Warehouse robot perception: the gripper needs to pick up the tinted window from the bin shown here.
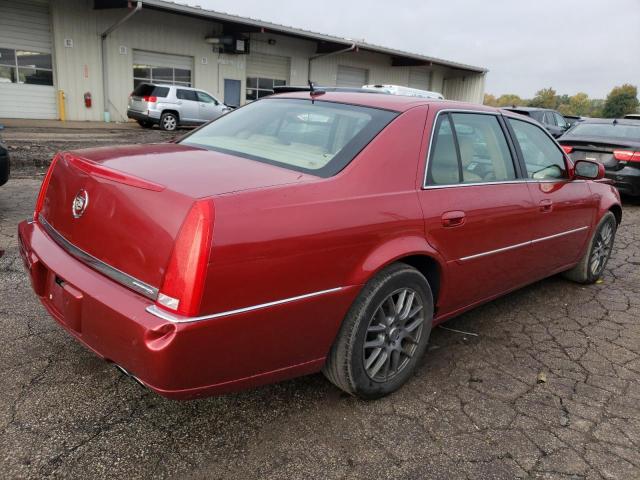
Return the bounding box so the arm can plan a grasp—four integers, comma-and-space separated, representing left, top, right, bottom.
132, 84, 169, 98
180, 98, 397, 177
176, 89, 197, 101
427, 116, 459, 185
508, 118, 567, 180
554, 113, 567, 128
452, 113, 516, 183
567, 123, 640, 141
427, 113, 516, 186
197, 91, 216, 103
543, 111, 556, 126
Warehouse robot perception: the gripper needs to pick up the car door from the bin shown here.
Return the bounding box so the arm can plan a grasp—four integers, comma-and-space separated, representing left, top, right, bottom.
553, 112, 570, 136
505, 116, 595, 276
543, 111, 563, 138
175, 88, 200, 123
419, 110, 538, 314
196, 91, 224, 122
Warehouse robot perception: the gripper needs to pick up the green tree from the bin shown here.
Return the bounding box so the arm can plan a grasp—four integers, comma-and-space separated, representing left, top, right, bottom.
529, 88, 558, 109
602, 84, 639, 118
483, 93, 497, 106
495, 94, 523, 107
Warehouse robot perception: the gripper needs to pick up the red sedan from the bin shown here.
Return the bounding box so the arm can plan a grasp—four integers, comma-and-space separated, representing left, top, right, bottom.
18, 91, 621, 400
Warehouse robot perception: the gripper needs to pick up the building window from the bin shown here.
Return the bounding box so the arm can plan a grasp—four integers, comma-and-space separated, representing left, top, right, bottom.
246, 77, 286, 101
133, 64, 192, 88
0, 48, 53, 86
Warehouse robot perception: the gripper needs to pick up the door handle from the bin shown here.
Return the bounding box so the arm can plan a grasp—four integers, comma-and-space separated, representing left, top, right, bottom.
539, 199, 553, 212
441, 210, 466, 227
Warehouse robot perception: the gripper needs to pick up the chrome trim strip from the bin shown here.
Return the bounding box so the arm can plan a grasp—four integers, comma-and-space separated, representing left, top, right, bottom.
38, 215, 159, 300
530, 226, 589, 244
459, 240, 530, 261
459, 226, 590, 262
146, 287, 345, 324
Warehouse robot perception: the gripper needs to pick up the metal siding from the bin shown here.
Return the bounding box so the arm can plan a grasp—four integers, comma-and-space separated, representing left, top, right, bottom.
0, 0, 57, 119
132, 50, 193, 70
408, 68, 431, 90
443, 73, 485, 103
246, 52, 290, 81
336, 65, 368, 87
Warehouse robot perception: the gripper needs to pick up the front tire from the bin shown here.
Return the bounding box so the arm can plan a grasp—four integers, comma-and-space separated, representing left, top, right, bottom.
563, 211, 617, 284
160, 112, 178, 131
323, 263, 433, 399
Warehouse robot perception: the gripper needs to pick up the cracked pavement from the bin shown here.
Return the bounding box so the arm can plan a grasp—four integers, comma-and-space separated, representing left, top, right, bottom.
1, 166, 639, 478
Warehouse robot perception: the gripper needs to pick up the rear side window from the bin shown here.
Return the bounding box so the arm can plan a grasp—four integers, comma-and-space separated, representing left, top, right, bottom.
176, 89, 197, 101
427, 113, 517, 186
508, 118, 567, 180
132, 84, 169, 98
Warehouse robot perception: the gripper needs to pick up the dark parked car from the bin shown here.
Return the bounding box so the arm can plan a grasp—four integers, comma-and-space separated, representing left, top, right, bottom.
559, 118, 640, 197
0, 143, 9, 187
19, 93, 620, 400
563, 115, 585, 127
503, 106, 571, 138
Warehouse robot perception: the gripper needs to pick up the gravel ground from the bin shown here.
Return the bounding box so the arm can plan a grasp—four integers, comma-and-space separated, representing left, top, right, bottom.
1, 126, 639, 479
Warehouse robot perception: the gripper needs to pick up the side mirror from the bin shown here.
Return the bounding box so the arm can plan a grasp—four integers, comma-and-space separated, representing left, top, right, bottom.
574, 160, 604, 180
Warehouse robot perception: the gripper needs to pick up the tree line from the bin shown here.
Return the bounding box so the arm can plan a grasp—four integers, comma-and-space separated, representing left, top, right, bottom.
484, 84, 640, 118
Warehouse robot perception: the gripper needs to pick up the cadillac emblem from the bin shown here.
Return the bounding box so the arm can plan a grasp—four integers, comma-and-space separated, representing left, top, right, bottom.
72, 189, 89, 218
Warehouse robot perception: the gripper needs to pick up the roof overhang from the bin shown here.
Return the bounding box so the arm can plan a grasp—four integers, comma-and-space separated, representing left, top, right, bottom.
94, 0, 488, 74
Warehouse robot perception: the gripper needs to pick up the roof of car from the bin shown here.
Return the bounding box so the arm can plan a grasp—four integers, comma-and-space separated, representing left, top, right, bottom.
575, 118, 640, 126
502, 106, 552, 112
269, 91, 498, 113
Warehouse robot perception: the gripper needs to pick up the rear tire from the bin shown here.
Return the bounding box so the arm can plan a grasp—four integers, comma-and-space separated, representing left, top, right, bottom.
563, 212, 617, 284
323, 263, 433, 399
160, 112, 178, 131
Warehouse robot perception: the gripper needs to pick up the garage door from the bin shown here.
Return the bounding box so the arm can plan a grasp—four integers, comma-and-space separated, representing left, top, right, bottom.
336, 65, 368, 88
408, 69, 431, 90
246, 52, 290, 101
132, 50, 193, 88
0, 0, 57, 119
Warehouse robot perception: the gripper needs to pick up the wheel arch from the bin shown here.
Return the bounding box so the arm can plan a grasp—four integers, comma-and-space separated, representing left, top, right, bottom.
161, 109, 180, 121
608, 203, 622, 225
350, 236, 445, 309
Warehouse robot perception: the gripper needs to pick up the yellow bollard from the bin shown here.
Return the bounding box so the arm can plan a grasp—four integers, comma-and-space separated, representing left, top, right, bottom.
58, 90, 66, 122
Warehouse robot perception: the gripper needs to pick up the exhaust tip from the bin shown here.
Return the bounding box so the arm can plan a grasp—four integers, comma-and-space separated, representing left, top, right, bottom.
114, 363, 147, 389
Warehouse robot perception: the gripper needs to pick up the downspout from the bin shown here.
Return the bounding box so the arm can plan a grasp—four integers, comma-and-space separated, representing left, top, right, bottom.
308, 41, 357, 84
101, 1, 142, 122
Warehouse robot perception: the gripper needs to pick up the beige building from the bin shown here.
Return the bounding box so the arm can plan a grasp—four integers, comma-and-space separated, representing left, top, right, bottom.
0, 0, 487, 122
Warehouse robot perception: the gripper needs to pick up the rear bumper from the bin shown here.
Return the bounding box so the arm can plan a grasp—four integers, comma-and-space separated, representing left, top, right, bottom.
606, 166, 640, 197
126, 109, 161, 123
18, 219, 357, 399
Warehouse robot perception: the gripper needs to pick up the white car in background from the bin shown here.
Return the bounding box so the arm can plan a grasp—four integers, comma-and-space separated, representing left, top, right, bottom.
362, 84, 445, 100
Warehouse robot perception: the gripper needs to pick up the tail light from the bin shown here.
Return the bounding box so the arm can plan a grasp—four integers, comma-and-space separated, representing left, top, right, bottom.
143, 95, 157, 103
156, 200, 214, 317
561, 145, 573, 154
33, 153, 61, 220
613, 150, 640, 162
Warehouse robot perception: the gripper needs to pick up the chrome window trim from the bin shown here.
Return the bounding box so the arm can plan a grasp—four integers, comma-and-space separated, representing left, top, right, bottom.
422, 109, 514, 189
39, 215, 159, 300
145, 287, 344, 324
459, 226, 589, 262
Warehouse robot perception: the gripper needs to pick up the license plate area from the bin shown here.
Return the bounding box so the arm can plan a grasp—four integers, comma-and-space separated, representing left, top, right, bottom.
46, 273, 84, 332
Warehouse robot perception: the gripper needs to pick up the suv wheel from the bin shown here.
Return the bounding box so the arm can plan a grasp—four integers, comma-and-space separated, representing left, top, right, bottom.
160, 112, 178, 131
323, 263, 433, 399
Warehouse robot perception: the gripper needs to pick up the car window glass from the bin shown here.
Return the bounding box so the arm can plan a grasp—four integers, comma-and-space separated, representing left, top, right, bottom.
451, 113, 516, 183
508, 118, 567, 180
554, 113, 567, 128
197, 91, 216, 104
176, 89, 197, 101
543, 112, 556, 126
427, 115, 460, 185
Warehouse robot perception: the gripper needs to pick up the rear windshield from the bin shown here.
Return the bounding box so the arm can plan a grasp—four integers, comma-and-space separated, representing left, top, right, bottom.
180, 98, 397, 177
132, 84, 169, 98
568, 123, 640, 141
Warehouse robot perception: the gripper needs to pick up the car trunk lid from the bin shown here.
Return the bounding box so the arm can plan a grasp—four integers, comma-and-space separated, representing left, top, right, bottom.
560, 137, 640, 171
38, 143, 315, 292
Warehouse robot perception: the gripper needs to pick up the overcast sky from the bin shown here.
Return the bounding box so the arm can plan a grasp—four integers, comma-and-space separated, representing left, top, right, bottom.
192, 0, 640, 99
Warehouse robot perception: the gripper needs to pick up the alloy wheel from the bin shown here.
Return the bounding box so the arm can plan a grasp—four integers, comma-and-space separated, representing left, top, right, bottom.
163, 116, 177, 130
363, 288, 425, 382
590, 222, 614, 276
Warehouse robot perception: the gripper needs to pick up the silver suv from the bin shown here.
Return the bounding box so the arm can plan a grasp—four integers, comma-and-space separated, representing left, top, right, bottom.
127, 83, 230, 131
